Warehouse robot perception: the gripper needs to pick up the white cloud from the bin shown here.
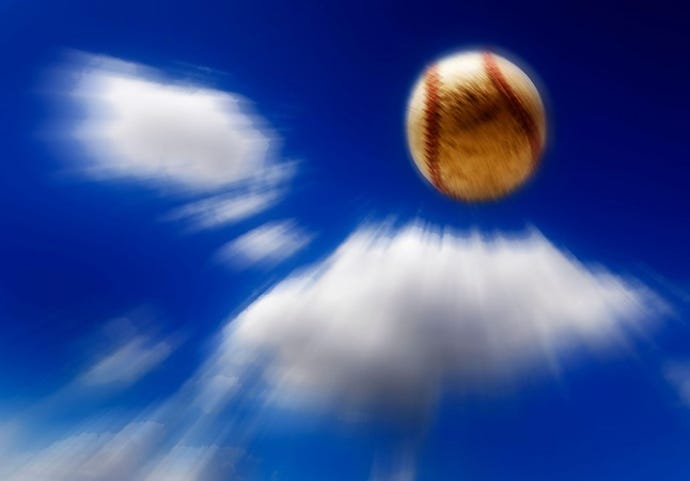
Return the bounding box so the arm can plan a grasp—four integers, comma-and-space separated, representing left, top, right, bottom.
65, 54, 284, 194
217, 220, 313, 267
0, 221, 665, 480
164, 189, 281, 231
216, 223, 662, 416
51, 52, 304, 275
0, 400, 239, 481
142, 444, 239, 481
1, 421, 164, 481
78, 335, 174, 387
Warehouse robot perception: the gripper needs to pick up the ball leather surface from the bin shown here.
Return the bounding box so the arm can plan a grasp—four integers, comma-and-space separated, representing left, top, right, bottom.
406, 51, 546, 201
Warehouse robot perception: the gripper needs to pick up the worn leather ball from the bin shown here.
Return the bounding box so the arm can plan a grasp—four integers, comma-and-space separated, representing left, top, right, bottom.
406, 51, 546, 201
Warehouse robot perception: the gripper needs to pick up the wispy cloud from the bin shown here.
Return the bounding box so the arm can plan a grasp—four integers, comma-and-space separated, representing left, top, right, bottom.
217, 220, 313, 267
1, 421, 165, 481
141, 443, 239, 481
163, 189, 282, 231
0, 381, 240, 481
664, 361, 690, 405
78, 335, 174, 387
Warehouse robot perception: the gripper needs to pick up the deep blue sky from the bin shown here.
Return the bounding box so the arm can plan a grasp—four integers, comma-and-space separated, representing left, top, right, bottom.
0, 1, 689, 480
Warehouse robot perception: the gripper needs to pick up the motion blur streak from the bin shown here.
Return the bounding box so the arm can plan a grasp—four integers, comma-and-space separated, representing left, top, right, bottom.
216, 220, 313, 267
219, 223, 664, 419
0, 223, 667, 480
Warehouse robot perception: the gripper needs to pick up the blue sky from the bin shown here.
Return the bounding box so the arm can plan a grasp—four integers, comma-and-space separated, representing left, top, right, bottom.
0, 0, 689, 480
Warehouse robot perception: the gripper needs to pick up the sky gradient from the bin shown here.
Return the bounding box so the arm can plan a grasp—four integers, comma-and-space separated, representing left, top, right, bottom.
0, 1, 689, 480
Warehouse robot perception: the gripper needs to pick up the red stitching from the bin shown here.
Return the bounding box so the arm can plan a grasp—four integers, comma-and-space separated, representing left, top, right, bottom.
422, 64, 448, 194
482, 52, 541, 164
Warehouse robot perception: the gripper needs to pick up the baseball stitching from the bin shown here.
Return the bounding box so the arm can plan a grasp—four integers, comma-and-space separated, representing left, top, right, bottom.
422, 64, 448, 194
482, 51, 541, 163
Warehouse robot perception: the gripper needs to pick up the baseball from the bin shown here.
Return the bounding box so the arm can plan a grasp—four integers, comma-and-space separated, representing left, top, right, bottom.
406, 50, 546, 202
